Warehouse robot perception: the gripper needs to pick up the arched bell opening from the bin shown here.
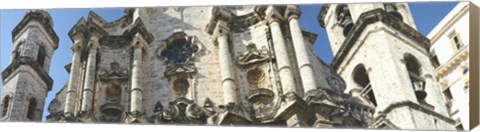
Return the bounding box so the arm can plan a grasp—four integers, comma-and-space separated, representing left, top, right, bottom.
335, 4, 354, 37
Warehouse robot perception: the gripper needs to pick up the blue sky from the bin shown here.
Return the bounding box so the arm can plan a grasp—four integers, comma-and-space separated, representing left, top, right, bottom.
0, 2, 458, 121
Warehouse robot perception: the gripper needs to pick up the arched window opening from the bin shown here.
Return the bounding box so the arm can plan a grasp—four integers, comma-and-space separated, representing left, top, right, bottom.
336, 4, 354, 37
13, 41, 25, 60
353, 64, 377, 106
2, 96, 11, 118
384, 4, 403, 21
404, 54, 427, 101
27, 98, 37, 120
37, 46, 46, 67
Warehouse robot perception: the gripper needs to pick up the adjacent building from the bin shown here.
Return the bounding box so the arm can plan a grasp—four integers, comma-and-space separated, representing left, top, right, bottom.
427, 2, 470, 130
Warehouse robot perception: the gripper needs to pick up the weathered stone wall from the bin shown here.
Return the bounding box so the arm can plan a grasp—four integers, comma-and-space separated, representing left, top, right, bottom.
137, 7, 223, 117
1, 66, 48, 121
1, 10, 57, 122
337, 22, 418, 109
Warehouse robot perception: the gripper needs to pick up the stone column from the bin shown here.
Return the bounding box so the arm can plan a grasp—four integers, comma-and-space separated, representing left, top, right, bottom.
64, 41, 83, 117
130, 42, 144, 113
266, 8, 297, 94
215, 20, 237, 104
287, 6, 318, 93
266, 6, 309, 127
80, 39, 98, 114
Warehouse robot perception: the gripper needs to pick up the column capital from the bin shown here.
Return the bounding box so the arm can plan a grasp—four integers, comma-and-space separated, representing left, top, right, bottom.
211, 20, 230, 46
211, 7, 233, 22
265, 6, 284, 25
131, 33, 148, 49
285, 5, 301, 22
206, 7, 233, 36
87, 33, 101, 50
213, 20, 230, 37
71, 44, 83, 53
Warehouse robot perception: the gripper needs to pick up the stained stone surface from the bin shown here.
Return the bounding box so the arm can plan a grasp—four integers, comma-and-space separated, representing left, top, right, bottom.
0, 4, 457, 130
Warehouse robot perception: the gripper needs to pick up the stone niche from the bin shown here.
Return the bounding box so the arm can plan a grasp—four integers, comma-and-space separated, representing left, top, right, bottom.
235, 42, 276, 120
98, 61, 129, 123
93, 34, 133, 123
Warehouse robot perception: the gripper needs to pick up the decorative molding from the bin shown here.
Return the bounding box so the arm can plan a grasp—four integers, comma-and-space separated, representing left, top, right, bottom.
158, 32, 200, 80
1, 56, 53, 91
236, 43, 272, 67
12, 10, 59, 48
99, 61, 129, 82
332, 9, 431, 70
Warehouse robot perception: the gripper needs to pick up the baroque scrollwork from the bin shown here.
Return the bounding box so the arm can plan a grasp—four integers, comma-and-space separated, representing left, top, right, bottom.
151, 97, 217, 125
99, 61, 128, 81
236, 43, 271, 66
158, 32, 200, 80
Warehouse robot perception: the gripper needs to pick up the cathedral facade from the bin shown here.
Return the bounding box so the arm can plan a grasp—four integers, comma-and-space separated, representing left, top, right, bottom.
0, 3, 458, 130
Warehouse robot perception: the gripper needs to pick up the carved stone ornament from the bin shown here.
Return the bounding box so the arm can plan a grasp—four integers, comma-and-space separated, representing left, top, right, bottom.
236, 43, 271, 66
100, 61, 129, 81
158, 32, 200, 80
327, 75, 346, 92
213, 103, 253, 125
46, 98, 62, 122
164, 61, 196, 79
246, 88, 278, 120
149, 98, 222, 125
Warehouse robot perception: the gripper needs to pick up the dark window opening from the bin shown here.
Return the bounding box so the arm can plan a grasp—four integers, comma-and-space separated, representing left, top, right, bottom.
404, 54, 426, 101
443, 89, 453, 101
455, 119, 464, 130
353, 64, 377, 106
161, 38, 198, 65
336, 4, 354, 37
384, 4, 403, 20
456, 124, 464, 130
443, 88, 453, 112
37, 46, 46, 67
27, 98, 37, 120
2, 96, 11, 118
453, 36, 462, 49
429, 51, 440, 68
449, 31, 464, 51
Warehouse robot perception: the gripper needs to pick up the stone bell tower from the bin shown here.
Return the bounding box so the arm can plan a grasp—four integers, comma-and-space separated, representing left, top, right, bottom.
318, 3, 455, 130
0, 10, 59, 121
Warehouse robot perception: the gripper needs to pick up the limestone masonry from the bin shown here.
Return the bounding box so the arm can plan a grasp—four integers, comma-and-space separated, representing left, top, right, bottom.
0, 4, 459, 130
